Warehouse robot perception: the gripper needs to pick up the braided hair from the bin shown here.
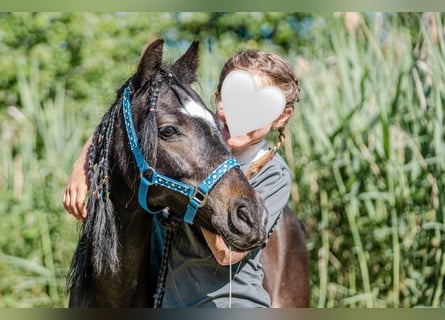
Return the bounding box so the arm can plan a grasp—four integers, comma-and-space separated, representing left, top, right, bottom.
244, 127, 287, 180
67, 91, 123, 292
79, 79, 133, 276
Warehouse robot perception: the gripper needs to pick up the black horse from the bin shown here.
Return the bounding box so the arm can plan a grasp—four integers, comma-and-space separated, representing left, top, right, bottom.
67, 39, 269, 307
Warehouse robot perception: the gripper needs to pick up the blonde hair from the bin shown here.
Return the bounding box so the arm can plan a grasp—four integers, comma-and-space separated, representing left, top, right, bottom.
216, 49, 300, 179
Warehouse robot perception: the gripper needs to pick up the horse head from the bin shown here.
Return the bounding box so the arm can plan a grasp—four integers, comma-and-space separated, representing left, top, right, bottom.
132, 39, 268, 247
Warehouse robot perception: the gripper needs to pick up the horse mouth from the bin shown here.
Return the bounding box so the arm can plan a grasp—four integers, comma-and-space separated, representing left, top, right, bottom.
217, 226, 266, 253
205, 197, 268, 253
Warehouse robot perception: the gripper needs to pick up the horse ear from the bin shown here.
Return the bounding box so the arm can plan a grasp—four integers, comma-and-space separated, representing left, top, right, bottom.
134, 39, 164, 88
171, 40, 200, 84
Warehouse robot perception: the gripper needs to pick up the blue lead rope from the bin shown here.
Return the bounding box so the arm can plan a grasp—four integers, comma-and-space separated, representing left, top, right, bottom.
122, 86, 239, 224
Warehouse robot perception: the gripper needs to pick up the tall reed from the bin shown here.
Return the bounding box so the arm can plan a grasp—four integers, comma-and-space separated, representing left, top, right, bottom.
0, 59, 84, 307
287, 13, 445, 307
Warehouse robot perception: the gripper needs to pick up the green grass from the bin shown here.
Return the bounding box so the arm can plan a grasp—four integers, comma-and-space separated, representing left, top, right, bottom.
0, 13, 444, 307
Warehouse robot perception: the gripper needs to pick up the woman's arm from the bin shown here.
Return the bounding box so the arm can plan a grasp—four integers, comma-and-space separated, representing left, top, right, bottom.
62, 135, 93, 221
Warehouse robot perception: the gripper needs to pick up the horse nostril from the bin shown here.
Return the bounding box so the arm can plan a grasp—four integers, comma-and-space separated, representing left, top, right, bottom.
231, 203, 255, 234
237, 206, 253, 226
225, 199, 268, 250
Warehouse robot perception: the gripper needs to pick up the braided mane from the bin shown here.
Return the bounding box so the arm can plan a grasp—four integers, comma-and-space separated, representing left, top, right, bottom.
67, 79, 135, 288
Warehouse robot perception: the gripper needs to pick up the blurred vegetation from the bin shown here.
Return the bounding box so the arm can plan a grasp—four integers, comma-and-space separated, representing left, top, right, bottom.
0, 12, 444, 307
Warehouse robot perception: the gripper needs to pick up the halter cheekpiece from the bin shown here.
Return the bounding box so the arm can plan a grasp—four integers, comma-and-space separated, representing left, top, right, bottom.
122, 72, 239, 224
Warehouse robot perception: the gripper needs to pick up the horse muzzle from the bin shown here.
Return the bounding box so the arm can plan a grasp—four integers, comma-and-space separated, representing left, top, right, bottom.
216, 195, 268, 252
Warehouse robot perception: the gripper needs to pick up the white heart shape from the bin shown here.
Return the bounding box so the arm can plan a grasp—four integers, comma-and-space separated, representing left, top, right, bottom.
220, 70, 286, 137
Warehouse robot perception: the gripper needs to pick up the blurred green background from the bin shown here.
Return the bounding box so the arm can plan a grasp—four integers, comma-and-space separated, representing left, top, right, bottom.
0, 12, 444, 307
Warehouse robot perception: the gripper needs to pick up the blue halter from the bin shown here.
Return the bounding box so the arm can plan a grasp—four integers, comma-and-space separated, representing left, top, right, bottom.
122, 86, 239, 224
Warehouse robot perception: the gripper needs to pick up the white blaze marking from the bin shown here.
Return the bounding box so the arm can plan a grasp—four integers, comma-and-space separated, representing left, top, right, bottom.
182, 100, 217, 127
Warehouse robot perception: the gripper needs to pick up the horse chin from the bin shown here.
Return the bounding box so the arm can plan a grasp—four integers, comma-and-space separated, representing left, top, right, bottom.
212, 218, 266, 253
220, 232, 261, 253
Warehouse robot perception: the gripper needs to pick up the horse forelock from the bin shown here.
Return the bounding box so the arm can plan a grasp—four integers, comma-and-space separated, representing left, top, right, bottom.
155, 66, 226, 145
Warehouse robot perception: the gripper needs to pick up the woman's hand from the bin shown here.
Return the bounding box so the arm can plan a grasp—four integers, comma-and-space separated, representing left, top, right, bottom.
200, 227, 249, 266
62, 136, 92, 222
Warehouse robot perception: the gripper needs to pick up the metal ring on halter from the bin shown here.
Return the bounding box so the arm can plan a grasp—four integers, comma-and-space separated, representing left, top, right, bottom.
141, 166, 157, 184
189, 185, 209, 208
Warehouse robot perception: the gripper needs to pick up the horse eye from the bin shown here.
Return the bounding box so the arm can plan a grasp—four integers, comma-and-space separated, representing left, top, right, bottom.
159, 125, 178, 138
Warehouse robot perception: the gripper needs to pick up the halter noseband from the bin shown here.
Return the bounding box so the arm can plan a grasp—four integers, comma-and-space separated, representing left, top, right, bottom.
122, 81, 239, 224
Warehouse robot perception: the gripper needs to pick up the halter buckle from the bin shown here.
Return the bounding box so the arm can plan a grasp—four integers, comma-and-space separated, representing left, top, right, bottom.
189, 185, 209, 208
